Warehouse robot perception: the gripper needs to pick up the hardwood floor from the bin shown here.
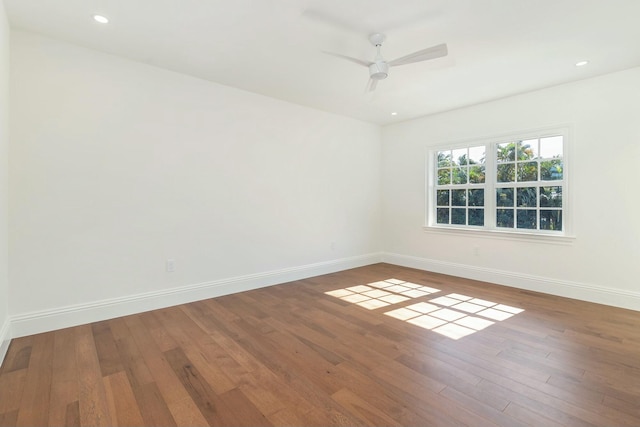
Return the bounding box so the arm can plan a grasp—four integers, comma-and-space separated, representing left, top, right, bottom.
1, 263, 640, 426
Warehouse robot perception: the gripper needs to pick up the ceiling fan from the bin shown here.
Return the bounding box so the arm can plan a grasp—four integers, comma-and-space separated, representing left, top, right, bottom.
326, 33, 448, 92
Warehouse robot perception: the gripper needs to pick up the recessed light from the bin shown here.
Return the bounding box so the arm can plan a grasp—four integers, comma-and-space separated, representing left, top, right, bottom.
391, 112, 398, 116
575, 60, 589, 67
93, 15, 109, 24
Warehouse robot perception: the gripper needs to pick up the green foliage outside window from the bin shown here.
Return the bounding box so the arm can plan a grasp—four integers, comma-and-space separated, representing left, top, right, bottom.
434, 134, 564, 233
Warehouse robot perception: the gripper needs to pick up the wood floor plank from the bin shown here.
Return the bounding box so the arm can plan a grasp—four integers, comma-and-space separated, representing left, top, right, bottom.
331, 388, 402, 427
48, 327, 80, 426
164, 346, 240, 426
547, 346, 640, 381
237, 362, 326, 422
0, 409, 18, 427
232, 332, 365, 426
261, 408, 306, 426
395, 350, 483, 389
602, 393, 640, 419
503, 401, 567, 427
438, 385, 528, 427
207, 328, 264, 373
0, 336, 32, 375
544, 374, 605, 406
108, 317, 155, 389
218, 387, 272, 426
103, 371, 145, 426
154, 306, 237, 394
91, 321, 124, 377
75, 324, 113, 427
0, 369, 27, 415
1, 263, 640, 426
439, 379, 510, 414
330, 361, 428, 426
123, 314, 193, 407
65, 401, 80, 427
238, 379, 291, 420
248, 329, 344, 396
402, 335, 553, 393
165, 397, 209, 427
132, 381, 177, 427
15, 332, 54, 426
497, 345, 585, 379
477, 377, 635, 427
179, 304, 251, 379
138, 311, 178, 353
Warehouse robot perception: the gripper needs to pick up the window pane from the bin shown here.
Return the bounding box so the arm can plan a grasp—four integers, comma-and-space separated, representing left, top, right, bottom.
437, 208, 450, 224
517, 209, 537, 229
452, 208, 466, 225
452, 189, 467, 206
516, 187, 537, 207
497, 142, 516, 162
469, 146, 485, 164
469, 209, 484, 226
438, 168, 451, 185
540, 210, 562, 231
517, 162, 538, 182
452, 167, 468, 184
539, 136, 563, 158
452, 148, 467, 166
540, 159, 563, 180
497, 164, 515, 182
517, 141, 537, 161
437, 151, 452, 167
521, 139, 539, 159
468, 189, 484, 206
469, 165, 485, 183
540, 186, 562, 207
496, 209, 514, 228
496, 188, 514, 207
437, 190, 450, 206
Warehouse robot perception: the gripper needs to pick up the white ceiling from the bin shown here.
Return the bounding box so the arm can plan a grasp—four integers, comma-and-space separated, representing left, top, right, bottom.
5, 0, 640, 125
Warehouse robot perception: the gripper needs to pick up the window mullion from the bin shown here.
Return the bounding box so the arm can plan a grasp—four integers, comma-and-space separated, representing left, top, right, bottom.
485, 143, 496, 230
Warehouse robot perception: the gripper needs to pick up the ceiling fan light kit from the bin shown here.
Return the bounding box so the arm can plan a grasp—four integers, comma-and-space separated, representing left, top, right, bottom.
369, 62, 389, 80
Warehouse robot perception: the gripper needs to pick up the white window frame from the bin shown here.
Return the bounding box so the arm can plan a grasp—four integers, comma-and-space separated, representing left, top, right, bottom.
425, 126, 574, 244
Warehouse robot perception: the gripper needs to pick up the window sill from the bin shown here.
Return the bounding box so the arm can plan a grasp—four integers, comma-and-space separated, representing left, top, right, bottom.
422, 225, 575, 245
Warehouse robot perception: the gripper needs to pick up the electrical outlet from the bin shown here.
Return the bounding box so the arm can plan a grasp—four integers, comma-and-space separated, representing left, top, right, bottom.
331, 241, 336, 251
473, 246, 480, 256
166, 259, 176, 272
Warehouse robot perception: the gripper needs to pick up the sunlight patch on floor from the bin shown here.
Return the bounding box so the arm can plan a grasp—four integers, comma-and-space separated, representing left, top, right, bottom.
384, 293, 524, 340
324, 278, 441, 310
325, 280, 524, 340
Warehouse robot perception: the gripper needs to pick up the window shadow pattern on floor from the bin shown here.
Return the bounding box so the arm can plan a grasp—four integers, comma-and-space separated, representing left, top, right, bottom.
325, 278, 524, 340
324, 278, 441, 310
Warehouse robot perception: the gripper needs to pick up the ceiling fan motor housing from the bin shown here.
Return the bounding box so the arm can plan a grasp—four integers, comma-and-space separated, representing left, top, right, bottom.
369, 61, 389, 80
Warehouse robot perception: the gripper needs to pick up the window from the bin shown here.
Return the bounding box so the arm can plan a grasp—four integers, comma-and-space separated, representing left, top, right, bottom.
435, 146, 486, 227
428, 128, 568, 236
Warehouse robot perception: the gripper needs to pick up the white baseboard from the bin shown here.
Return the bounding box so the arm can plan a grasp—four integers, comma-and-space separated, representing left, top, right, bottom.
0, 317, 10, 368
10, 252, 383, 338
382, 252, 640, 312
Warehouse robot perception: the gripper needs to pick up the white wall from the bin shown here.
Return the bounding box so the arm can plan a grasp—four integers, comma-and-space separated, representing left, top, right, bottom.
9, 31, 381, 334
6, 27, 640, 342
382, 67, 640, 310
0, 0, 10, 360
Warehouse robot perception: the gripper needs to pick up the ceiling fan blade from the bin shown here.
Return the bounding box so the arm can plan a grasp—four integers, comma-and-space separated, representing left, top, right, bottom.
366, 78, 379, 92
322, 51, 371, 68
388, 43, 448, 67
